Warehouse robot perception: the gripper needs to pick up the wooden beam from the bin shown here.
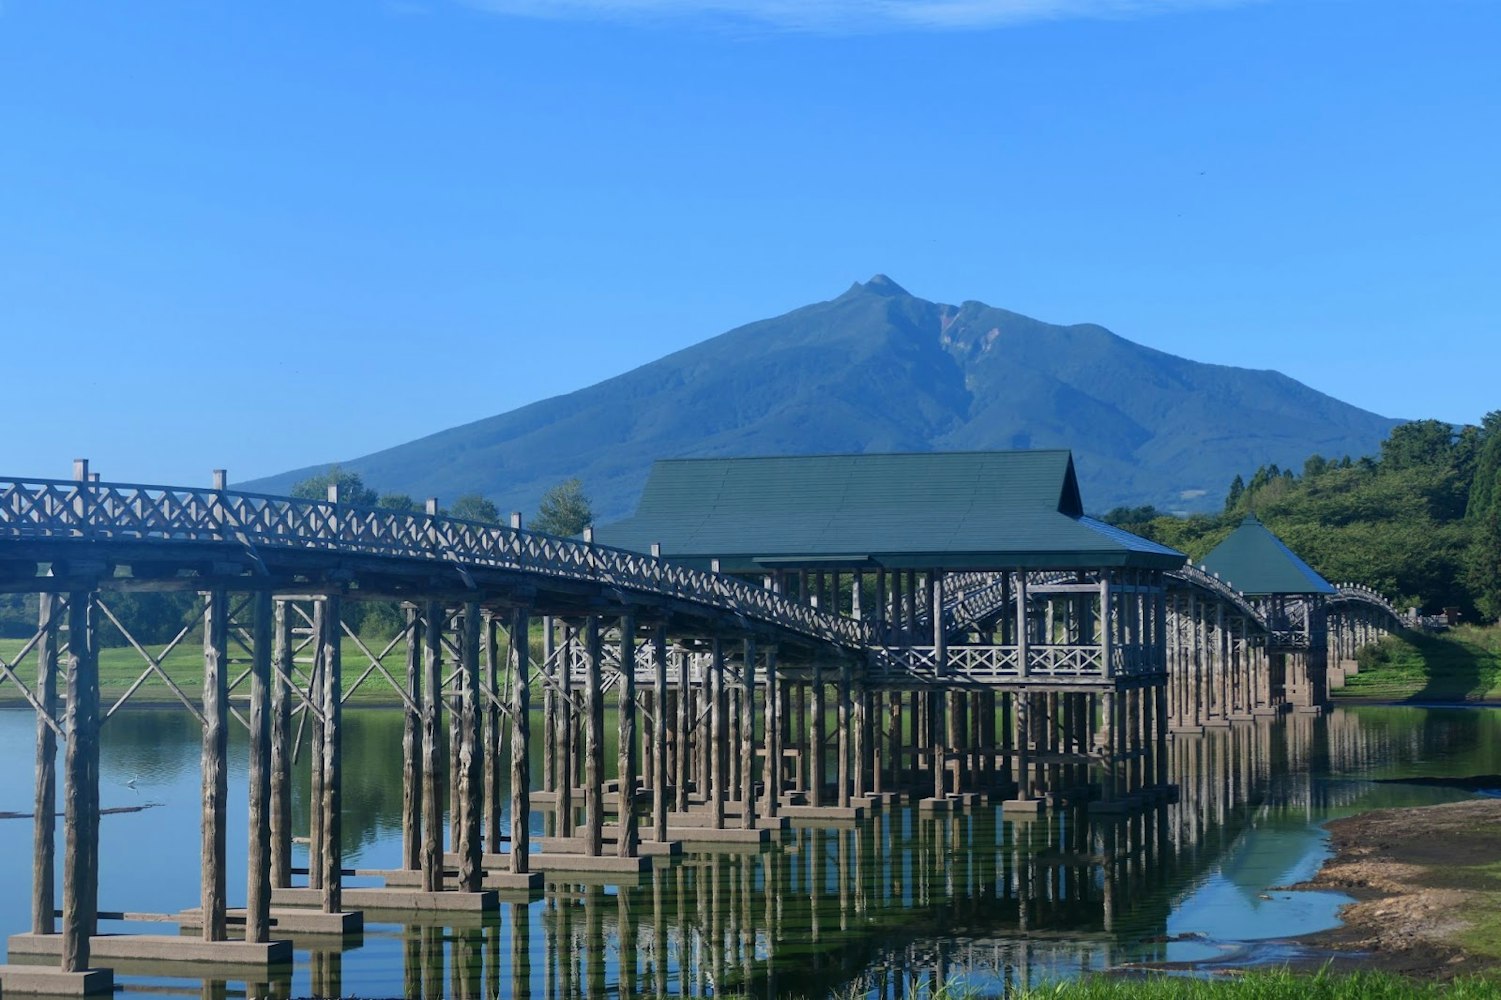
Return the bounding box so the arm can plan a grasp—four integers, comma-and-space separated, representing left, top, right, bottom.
458, 602, 483, 892
421, 601, 443, 892
320, 594, 343, 915
32, 593, 59, 935
509, 607, 531, 874
618, 614, 638, 858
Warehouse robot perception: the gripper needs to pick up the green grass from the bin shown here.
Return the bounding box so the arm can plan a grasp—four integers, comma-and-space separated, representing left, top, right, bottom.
815, 970, 1501, 999
0, 634, 422, 707
1338, 624, 1501, 702
1007, 971, 1501, 998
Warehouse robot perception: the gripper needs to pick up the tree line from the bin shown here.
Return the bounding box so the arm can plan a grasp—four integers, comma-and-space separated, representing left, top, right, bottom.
1102, 415, 1501, 621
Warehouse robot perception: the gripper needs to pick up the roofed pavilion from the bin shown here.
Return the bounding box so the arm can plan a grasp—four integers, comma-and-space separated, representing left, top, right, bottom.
601, 449, 1185, 812
1200, 514, 1334, 711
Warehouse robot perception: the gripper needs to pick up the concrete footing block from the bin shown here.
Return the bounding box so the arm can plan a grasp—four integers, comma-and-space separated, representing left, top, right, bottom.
175, 907, 363, 936
779, 804, 866, 822
7, 933, 291, 967
0, 965, 113, 997
916, 797, 951, 813
526, 852, 652, 874
664, 825, 771, 844
1001, 798, 1046, 815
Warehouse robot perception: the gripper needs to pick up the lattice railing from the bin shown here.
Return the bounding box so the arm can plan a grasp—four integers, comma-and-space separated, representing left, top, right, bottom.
0, 478, 868, 648
1329, 583, 1404, 626
1169, 564, 1265, 626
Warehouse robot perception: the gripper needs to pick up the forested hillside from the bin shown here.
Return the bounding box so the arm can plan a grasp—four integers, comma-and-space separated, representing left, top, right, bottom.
1106, 416, 1501, 618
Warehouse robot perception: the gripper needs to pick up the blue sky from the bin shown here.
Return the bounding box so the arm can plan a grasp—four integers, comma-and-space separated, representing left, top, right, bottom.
1, 0, 1496, 487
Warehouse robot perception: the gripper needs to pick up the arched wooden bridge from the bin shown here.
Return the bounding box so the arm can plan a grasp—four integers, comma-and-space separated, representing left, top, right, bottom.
0, 460, 1405, 995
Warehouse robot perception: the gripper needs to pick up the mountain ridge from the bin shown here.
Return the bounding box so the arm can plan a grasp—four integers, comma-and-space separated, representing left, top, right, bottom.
241, 277, 1400, 521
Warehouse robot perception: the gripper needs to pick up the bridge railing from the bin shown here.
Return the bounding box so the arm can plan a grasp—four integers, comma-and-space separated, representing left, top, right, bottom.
1168, 564, 1266, 626
1329, 583, 1404, 625
0, 477, 869, 648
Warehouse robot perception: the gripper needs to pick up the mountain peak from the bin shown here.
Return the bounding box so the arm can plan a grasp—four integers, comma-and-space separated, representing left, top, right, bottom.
858, 273, 910, 297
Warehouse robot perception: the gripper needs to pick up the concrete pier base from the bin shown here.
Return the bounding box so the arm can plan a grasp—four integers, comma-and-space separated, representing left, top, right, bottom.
174, 907, 363, 936
780, 804, 866, 822
665, 825, 771, 844
0, 965, 113, 997
6, 933, 292, 968
271, 887, 499, 913
526, 853, 652, 875
1001, 798, 1047, 815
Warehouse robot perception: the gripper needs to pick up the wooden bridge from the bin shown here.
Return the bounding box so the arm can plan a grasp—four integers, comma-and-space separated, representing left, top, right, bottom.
0, 454, 1403, 996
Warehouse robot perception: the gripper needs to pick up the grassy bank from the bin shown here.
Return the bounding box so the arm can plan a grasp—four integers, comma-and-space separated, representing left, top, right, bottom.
1338, 624, 1501, 702
823, 970, 1501, 998
1017, 971, 1501, 998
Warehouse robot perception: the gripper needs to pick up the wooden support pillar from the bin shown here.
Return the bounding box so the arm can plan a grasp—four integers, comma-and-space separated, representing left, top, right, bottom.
509, 608, 531, 874
838, 658, 852, 809
852, 684, 868, 799
271, 601, 293, 889
61, 589, 100, 973
557, 624, 574, 838
652, 627, 669, 841
201, 589, 229, 942
584, 617, 605, 856
618, 614, 640, 858
32, 593, 59, 935
809, 662, 825, 807
674, 652, 690, 812
484, 612, 502, 855
741, 639, 758, 830
931, 572, 946, 801
764, 647, 780, 818
308, 602, 325, 891
458, 602, 483, 892
421, 602, 444, 892
401, 606, 422, 871
710, 638, 726, 829
246, 590, 273, 944
320, 594, 343, 914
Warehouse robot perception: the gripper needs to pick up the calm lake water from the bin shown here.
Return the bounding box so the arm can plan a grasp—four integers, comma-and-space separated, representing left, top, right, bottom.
0, 704, 1495, 998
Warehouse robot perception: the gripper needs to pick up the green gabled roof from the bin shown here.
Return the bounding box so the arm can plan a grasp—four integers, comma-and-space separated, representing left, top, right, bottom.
597, 450, 1185, 572
1199, 515, 1336, 596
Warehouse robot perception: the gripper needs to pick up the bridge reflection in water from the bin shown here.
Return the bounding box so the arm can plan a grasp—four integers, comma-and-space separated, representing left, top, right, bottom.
34, 706, 1453, 1000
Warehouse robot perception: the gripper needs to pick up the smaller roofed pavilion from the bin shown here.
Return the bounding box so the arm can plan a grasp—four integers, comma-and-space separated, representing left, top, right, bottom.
1200, 515, 1334, 712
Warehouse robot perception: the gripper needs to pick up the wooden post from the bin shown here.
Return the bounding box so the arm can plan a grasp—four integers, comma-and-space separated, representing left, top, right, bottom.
484, 612, 502, 855
838, 658, 852, 808
61, 590, 100, 973
652, 627, 669, 842
202, 589, 229, 941
308, 601, 325, 891
401, 606, 422, 871
270, 600, 293, 888
32, 593, 59, 935
558, 625, 574, 841
584, 617, 605, 856
741, 639, 757, 830
618, 614, 640, 857
510, 608, 531, 874
421, 601, 444, 892
674, 651, 690, 813
246, 590, 273, 943
764, 647, 780, 818
809, 662, 824, 807
320, 594, 343, 914
710, 638, 726, 829
458, 603, 483, 892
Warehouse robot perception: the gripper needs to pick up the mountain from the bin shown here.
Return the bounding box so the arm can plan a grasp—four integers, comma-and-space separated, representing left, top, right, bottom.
241, 276, 1401, 521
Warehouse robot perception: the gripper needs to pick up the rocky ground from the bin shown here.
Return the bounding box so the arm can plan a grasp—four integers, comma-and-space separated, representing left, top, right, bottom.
1293, 798, 1501, 979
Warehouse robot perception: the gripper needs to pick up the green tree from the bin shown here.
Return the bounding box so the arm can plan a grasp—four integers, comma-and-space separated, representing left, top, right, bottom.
1380, 419, 1454, 470
378, 493, 419, 513
290, 465, 379, 506
449, 493, 501, 524
1466, 412, 1501, 619
1224, 475, 1245, 513
531, 478, 592, 537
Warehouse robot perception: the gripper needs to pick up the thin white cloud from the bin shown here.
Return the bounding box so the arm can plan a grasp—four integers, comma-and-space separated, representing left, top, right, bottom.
461, 0, 1258, 32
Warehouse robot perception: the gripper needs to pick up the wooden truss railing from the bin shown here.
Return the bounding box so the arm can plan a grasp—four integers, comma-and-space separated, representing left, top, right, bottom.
869, 642, 1128, 685
0, 477, 867, 649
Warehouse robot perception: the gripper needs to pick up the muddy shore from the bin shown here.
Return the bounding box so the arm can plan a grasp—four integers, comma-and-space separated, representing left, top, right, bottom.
1292, 798, 1501, 978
